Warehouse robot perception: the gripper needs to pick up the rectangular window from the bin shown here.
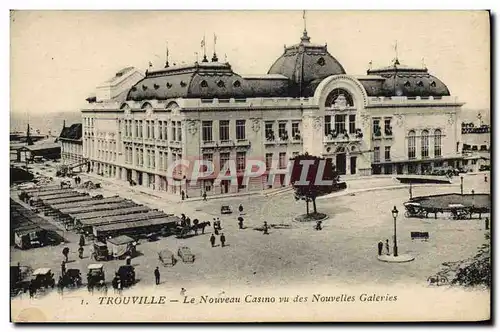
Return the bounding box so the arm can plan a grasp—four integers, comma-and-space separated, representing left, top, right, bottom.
176, 121, 182, 141
292, 122, 300, 139
408, 133, 416, 159
384, 118, 392, 136
159, 122, 163, 140
135, 120, 139, 137
279, 152, 287, 169
236, 120, 246, 140
151, 121, 155, 139
151, 150, 155, 169
265, 153, 273, 170
421, 132, 429, 158
434, 132, 442, 157
373, 119, 381, 137
374, 146, 380, 163
202, 121, 213, 142
236, 152, 246, 171
265, 122, 275, 141
385, 146, 391, 161
163, 121, 168, 141
349, 115, 356, 134
139, 121, 143, 138
334, 114, 346, 134
278, 122, 287, 140
324, 115, 331, 135
146, 121, 150, 139
171, 122, 176, 141
219, 152, 230, 171
219, 120, 230, 141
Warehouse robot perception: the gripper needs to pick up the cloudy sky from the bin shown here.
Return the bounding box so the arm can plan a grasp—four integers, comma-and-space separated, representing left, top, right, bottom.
10, 10, 489, 115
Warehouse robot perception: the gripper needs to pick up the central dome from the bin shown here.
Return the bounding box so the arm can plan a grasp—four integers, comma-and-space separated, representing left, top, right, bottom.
268, 30, 346, 97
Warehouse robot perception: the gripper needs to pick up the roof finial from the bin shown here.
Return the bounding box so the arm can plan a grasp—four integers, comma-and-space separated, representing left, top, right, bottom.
368, 60, 373, 71
393, 40, 400, 65
165, 41, 170, 68
421, 56, 426, 69
201, 35, 208, 62
301, 10, 310, 43
212, 33, 218, 62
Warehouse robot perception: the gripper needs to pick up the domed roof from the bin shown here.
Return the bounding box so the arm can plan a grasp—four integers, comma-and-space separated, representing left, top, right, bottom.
360, 59, 450, 97
268, 31, 346, 97
126, 60, 290, 101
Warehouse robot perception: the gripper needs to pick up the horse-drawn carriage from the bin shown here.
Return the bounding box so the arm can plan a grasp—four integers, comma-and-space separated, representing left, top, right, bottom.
58, 268, 83, 288
449, 204, 470, 220
177, 246, 195, 263
31, 268, 55, 291
87, 264, 105, 289
158, 249, 177, 267
403, 202, 429, 218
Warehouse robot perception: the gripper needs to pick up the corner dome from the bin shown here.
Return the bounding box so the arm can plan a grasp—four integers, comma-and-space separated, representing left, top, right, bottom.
268, 31, 346, 96
361, 60, 451, 97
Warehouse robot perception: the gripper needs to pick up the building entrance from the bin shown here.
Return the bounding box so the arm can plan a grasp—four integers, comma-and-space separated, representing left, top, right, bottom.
336, 153, 346, 175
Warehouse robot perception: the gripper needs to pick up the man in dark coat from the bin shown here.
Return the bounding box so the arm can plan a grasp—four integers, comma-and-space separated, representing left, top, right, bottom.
263, 221, 269, 235
220, 233, 226, 247
79, 234, 85, 247
210, 234, 216, 247
378, 241, 384, 256
78, 246, 84, 259
238, 204, 243, 213
385, 239, 390, 255
62, 247, 69, 262
154, 267, 160, 285
203, 191, 207, 201
61, 260, 66, 276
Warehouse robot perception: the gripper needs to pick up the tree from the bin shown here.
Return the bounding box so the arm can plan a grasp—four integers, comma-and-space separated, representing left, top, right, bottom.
290, 153, 339, 216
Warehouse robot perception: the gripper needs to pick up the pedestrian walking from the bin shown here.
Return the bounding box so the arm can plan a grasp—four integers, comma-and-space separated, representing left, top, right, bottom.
181, 190, 185, 201
485, 217, 490, 230
61, 260, 66, 276
213, 219, 219, 235
378, 241, 383, 256
238, 204, 243, 213
78, 246, 84, 259
154, 267, 160, 285
220, 233, 226, 247
29, 282, 35, 299
62, 247, 69, 262
315, 220, 322, 230
238, 216, 244, 229
126, 256, 132, 265
79, 234, 85, 247
385, 239, 390, 255
263, 221, 269, 235
203, 191, 207, 201
210, 234, 216, 247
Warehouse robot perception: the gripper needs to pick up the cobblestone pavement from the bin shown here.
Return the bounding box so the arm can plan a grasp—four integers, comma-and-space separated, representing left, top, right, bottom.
11, 165, 490, 295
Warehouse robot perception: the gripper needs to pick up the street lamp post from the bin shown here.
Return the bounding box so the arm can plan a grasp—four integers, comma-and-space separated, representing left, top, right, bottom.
392, 206, 399, 257
409, 182, 413, 199
460, 176, 464, 195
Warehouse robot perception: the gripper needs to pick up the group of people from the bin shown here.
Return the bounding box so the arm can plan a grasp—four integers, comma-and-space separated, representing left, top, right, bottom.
73, 176, 83, 185
210, 232, 226, 247
377, 239, 391, 256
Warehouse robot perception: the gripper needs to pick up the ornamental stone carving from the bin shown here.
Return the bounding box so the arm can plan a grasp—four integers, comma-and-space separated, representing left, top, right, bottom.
313, 116, 322, 130
187, 120, 199, 136
394, 114, 404, 127
361, 114, 371, 127
251, 118, 261, 132
447, 113, 455, 125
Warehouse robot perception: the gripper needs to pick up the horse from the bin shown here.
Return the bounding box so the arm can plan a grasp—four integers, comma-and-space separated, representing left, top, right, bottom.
193, 221, 211, 235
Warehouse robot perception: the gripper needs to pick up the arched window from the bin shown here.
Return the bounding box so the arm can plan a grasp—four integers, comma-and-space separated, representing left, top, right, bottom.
233, 80, 241, 88
434, 129, 442, 157
408, 130, 416, 159
416, 81, 424, 87
200, 80, 208, 88
421, 130, 429, 158
325, 88, 354, 108
404, 81, 411, 87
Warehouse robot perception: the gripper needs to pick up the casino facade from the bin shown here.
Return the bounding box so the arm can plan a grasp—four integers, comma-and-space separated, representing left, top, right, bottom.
81, 28, 464, 197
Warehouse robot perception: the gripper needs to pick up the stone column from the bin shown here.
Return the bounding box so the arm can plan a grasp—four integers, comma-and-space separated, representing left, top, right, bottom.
346, 152, 351, 175
155, 174, 161, 191
143, 173, 149, 188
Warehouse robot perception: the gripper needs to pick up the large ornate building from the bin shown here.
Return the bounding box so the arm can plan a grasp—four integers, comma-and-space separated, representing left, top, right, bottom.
82, 28, 464, 197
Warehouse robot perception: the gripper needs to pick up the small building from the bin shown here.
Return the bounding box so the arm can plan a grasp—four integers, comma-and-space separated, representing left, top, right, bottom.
17, 142, 61, 163
58, 122, 84, 166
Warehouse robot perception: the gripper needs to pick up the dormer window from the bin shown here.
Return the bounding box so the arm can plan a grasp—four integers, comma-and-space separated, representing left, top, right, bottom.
416, 81, 424, 87
166, 82, 172, 89
201, 80, 208, 88
317, 57, 325, 66
430, 81, 436, 87
153, 84, 160, 90
233, 80, 241, 88
404, 81, 411, 87
142, 85, 148, 91
131, 86, 137, 92
180, 81, 187, 87
217, 80, 225, 88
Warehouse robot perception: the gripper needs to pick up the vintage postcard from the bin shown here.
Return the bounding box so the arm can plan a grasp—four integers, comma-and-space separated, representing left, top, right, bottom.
10, 10, 491, 322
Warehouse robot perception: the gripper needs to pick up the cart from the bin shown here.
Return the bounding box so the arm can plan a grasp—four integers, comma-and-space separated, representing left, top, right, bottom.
31, 268, 55, 291
58, 268, 82, 288
403, 202, 428, 218
177, 246, 195, 263
87, 263, 105, 288
158, 249, 177, 267
92, 241, 110, 261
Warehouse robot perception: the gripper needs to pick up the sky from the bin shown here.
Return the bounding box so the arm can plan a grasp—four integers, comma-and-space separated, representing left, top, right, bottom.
10, 10, 490, 115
